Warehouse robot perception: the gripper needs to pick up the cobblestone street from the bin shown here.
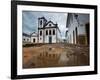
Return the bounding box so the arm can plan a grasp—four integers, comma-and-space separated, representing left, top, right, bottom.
23, 43, 89, 68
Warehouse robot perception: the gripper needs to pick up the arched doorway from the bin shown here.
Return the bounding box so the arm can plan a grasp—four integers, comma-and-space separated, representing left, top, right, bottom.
33, 38, 35, 43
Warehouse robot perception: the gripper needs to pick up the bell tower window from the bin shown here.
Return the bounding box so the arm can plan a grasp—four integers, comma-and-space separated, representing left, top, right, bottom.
40, 30, 42, 36
40, 20, 42, 25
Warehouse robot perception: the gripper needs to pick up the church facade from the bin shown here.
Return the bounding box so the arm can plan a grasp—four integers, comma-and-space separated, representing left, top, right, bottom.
23, 17, 61, 44
38, 17, 61, 43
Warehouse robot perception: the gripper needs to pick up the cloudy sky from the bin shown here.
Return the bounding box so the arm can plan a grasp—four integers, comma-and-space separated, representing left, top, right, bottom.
22, 11, 68, 39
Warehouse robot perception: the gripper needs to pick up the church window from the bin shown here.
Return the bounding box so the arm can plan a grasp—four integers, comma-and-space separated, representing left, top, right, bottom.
40, 31, 42, 36
46, 30, 48, 35
53, 29, 55, 35
49, 24, 51, 26
40, 20, 42, 25
49, 30, 51, 35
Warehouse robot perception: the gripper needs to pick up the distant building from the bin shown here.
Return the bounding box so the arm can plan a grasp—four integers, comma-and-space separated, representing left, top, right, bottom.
66, 13, 89, 45
23, 33, 31, 43
30, 32, 38, 43
23, 17, 61, 44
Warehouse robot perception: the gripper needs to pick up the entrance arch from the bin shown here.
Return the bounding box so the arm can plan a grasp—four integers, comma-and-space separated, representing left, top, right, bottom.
49, 36, 52, 43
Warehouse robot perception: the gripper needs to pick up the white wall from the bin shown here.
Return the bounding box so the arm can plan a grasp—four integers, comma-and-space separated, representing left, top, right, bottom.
67, 14, 89, 44
67, 14, 78, 43
30, 33, 38, 43
44, 28, 57, 43
31, 36, 38, 43
57, 28, 62, 42
23, 36, 31, 42
38, 29, 44, 43
0, 0, 99, 80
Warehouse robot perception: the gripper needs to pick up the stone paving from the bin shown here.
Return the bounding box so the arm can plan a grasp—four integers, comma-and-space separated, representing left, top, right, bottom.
23, 43, 89, 68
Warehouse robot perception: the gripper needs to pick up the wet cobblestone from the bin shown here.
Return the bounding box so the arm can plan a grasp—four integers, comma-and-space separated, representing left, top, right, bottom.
23, 43, 89, 68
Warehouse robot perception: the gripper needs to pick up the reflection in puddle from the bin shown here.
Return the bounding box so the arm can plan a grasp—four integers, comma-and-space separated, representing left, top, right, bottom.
23, 44, 89, 68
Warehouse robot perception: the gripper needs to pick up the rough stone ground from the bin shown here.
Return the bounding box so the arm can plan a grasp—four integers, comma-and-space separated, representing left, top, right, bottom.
23, 43, 89, 68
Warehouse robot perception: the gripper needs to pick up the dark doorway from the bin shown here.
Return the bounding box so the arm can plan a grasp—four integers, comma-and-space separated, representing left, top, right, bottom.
75, 27, 78, 44
49, 36, 52, 44
73, 31, 75, 44
33, 39, 35, 43
85, 23, 90, 45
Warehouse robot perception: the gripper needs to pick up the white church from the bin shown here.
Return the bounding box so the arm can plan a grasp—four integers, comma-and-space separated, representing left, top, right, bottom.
23, 17, 62, 44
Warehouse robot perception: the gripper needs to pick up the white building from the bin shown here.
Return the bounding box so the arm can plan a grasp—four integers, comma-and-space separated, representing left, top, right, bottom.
66, 13, 89, 45
30, 32, 38, 43
38, 17, 61, 43
23, 33, 31, 43
23, 17, 61, 44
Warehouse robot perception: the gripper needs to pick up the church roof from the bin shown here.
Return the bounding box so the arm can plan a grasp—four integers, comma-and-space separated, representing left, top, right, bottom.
23, 33, 30, 37
38, 16, 45, 19
30, 32, 38, 37
38, 16, 47, 22
38, 17, 61, 33
44, 20, 57, 27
